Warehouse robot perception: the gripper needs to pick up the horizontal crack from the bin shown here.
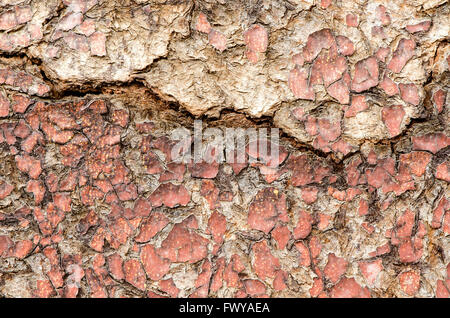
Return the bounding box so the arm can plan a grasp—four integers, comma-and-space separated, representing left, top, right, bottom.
0, 49, 445, 172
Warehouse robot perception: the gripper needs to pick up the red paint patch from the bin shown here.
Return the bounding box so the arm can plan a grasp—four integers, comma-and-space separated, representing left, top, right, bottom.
359, 259, 383, 285
398, 271, 420, 296
330, 278, 370, 298
327, 79, 350, 104
196, 13, 211, 34
35, 280, 55, 298
0, 180, 14, 199
140, 244, 170, 280
406, 21, 431, 34
135, 212, 169, 243
272, 225, 290, 250
252, 240, 280, 280
301, 186, 318, 204
351, 57, 379, 92
293, 210, 313, 239
432, 89, 446, 113
208, 29, 227, 52
149, 183, 190, 208
15, 154, 41, 179
107, 253, 124, 281
89, 32, 107, 56
436, 161, 450, 182
388, 39, 416, 73
376, 5, 391, 26
345, 95, 368, 118
336, 36, 355, 56
399, 83, 420, 106
123, 259, 146, 291
25, 180, 45, 204
320, 0, 332, 9
324, 253, 348, 284
379, 76, 399, 96
431, 197, 449, 229
288, 67, 315, 100
412, 133, 450, 154
244, 24, 268, 55
0, 94, 10, 118
157, 216, 209, 263
248, 188, 288, 233
346, 14, 358, 27
243, 279, 266, 297
382, 104, 405, 137
303, 29, 336, 63
295, 241, 311, 267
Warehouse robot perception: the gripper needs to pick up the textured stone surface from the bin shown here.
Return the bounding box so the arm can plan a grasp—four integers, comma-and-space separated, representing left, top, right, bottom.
0, 0, 449, 299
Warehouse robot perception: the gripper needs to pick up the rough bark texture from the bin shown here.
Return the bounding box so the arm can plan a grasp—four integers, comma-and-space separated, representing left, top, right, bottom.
0, 0, 449, 298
